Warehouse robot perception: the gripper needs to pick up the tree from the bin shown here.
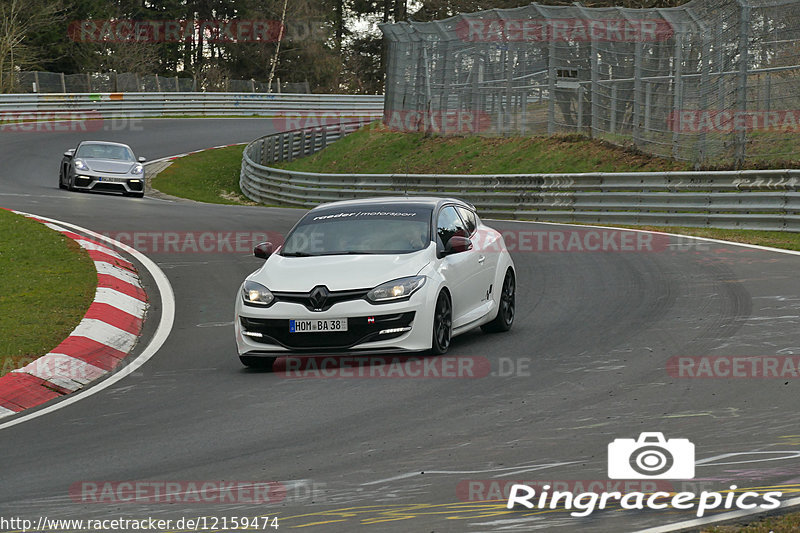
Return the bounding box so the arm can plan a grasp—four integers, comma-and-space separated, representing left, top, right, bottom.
0, 0, 63, 92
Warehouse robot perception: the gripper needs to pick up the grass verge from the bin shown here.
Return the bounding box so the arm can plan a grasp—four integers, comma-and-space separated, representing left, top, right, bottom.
274, 124, 692, 174
608, 225, 800, 252
703, 510, 800, 532
0, 209, 97, 377
151, 145, 254, 205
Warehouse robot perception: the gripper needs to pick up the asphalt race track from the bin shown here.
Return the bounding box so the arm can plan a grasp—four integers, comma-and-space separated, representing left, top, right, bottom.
2, 119, 800, 532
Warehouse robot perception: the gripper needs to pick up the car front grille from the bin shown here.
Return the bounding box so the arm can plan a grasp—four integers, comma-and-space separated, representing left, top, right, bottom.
240, 312, 416, 350
271, 288, 370, 312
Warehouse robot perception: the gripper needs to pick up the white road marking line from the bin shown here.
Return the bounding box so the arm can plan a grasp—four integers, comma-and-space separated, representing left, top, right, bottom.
631, 495, 800, 533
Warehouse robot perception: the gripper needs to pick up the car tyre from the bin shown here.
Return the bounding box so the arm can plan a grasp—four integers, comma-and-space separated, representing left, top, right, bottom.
430, 290, 452, 355
482, 269, 515, 333
67, 175, 76, 192
58, 171, 66, 189
239, 355, 276, 371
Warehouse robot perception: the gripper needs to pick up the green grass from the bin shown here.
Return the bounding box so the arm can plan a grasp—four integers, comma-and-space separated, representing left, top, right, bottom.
610, 225, 800, 252
151, 145, 253, 205
0, 209, 97, 376
274, 124, 691, 175
703, 510, 800, 532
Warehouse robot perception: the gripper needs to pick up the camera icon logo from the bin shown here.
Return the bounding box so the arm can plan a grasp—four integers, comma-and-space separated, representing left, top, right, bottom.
608, 432, 695, 479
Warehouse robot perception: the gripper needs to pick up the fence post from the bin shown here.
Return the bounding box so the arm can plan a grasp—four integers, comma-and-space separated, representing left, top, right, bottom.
577, 85, 584, 133
633, 40, 642, 146
87, 73, 92, 92
644, 82, 651, 135
735, 0, 751, 167
590, 38, 599, 138
155, 74, 161, 92
698, 33, 711, 166
548, 38, 556, 135
610, 85, 617, 134
60, 73, 66, 93
33, 71, 40, 93
671, 31, 684, 160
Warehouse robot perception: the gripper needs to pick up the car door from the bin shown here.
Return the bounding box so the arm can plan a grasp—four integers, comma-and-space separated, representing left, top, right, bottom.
458, 206, 498, 306
435, 205, 485, 328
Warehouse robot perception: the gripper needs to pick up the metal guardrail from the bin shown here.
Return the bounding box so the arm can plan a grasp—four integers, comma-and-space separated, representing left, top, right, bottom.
240, 123, 800, 232
0, 93, 384, 119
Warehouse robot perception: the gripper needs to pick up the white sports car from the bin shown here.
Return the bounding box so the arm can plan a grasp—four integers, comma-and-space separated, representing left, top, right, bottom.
234, 197, 515, 370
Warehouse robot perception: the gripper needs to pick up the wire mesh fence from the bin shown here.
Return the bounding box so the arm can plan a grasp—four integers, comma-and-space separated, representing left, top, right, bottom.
12, 71, 311, 95
380, 0, 800, 166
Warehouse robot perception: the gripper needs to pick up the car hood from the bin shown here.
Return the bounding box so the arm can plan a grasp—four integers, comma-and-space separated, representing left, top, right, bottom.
251, 246, 434, 292
84, 159, 135, 174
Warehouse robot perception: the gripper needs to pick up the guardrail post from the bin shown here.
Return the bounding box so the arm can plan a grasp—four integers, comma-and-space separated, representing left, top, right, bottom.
321, 127, 328, 149
287, 133, 295, 162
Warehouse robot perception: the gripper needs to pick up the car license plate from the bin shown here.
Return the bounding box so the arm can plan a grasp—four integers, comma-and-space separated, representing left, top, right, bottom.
98, 177, 127, 183
290, 318, 348, 333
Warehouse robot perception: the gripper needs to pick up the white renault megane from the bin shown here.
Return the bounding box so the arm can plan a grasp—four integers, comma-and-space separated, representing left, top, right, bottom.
234, 197, 515, 369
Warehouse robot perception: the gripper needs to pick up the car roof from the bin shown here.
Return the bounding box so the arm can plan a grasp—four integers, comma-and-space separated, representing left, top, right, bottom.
77, 141, 133, 149
311, 196, 474, 213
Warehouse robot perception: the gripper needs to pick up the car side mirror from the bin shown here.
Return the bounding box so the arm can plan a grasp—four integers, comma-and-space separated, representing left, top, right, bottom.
138, 157, 146, 163
444, 236, 472, 254
254, 242, 274, 259
64, 149, 75, 158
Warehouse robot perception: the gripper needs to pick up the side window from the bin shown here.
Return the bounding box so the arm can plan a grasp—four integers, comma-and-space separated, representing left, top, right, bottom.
437, 206, 468, 249
457, 207, 477, 235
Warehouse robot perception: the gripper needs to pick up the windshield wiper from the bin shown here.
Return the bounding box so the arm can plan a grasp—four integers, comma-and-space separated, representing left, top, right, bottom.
281, 251, 314, 257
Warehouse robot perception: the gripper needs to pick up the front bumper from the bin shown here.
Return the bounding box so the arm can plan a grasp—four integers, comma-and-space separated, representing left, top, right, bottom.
235, 291, 435, 357
71, 171, 144, 194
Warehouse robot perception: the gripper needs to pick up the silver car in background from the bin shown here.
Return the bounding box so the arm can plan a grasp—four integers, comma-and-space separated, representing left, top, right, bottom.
59, 141, 146, 198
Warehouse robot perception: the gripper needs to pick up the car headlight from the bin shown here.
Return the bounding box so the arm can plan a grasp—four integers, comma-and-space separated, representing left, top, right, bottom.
366, 276, 426, 303
242, 280, 274, 306
74, 159, 87, 170
131, 163, 144, 175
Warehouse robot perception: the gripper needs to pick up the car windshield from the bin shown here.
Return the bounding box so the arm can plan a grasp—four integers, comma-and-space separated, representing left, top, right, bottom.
76, 143, 134, 161
281, 206, 432, 256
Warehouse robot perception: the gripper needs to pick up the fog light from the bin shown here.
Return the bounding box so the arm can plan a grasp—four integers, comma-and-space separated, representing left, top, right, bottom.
379, 327, 411, 335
